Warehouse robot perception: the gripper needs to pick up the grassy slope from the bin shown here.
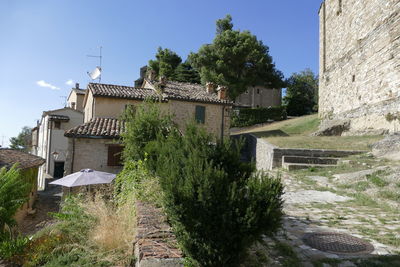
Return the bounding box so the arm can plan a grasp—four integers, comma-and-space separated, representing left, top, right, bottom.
235, 114, 383, 150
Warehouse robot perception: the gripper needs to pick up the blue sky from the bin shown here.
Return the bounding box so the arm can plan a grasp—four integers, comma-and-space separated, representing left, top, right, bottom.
0, 0, 323, 147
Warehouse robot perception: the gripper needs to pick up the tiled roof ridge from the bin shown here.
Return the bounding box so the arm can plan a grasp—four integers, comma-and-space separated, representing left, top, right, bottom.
65, 117, 124, 138
0, 149, 45, 170
88, 82, 148, 90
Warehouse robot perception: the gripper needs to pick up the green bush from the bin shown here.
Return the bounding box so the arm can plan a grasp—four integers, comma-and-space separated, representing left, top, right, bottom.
121, 101, 175, 161
114, 159, 163, 207
231, 106, 287, 127
149, 123, 284, 267
0, 235, 29, 264
0, 165, 31, 240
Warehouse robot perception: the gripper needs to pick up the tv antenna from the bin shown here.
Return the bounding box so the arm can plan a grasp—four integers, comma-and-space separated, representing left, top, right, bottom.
87, 46, 102, 83
60, 96, 67, 107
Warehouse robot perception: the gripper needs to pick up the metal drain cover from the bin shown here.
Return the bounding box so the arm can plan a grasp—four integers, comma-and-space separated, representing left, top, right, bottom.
303, 232, 374, 254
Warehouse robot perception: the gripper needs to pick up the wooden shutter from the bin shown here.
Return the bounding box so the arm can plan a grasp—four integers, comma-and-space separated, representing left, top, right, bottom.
195, 106, 206, 124
107, 145, 123, 166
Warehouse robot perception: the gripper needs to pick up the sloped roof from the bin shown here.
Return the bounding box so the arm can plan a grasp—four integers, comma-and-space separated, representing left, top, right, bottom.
162, 81, 231, 104
87, 81, 232, 105
64, 117, 124, 138
0, 149, 45, 170
48, 114, 70, 121
89, 83, 161, 101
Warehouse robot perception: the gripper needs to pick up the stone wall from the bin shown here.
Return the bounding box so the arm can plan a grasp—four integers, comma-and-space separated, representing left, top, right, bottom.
319, 0, 400, 134
237, 134, 365, 170
134, 202, 183, 267
64, 138, 123, 175
236, 87, 282, 108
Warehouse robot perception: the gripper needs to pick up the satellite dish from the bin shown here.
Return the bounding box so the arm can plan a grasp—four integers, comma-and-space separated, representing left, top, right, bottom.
88, 66, 102, 80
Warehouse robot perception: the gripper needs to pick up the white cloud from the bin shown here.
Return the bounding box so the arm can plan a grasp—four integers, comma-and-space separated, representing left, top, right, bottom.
66, 79, 74, 86
36, 80, 60, 90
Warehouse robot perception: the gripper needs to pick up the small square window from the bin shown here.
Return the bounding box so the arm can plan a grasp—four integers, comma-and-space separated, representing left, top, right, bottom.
54, 121, 61, 129
107, 145, 123, 166
195, 105, 206, 124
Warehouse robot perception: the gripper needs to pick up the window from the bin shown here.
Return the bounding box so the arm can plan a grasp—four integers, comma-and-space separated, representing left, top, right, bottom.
195, 105, 206, 124
107, 145, 123, 166
352, 75, 356, 82
257, 89, 260, 94
54, 121, 61, 129
337, 0, 342, 15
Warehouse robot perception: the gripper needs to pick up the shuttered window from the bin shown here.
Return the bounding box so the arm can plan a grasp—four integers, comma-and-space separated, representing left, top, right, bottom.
107, 145, 123, 166
195, 105, 206, 124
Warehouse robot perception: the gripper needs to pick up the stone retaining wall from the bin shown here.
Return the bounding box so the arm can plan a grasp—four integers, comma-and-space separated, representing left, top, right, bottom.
237, 134, 365, 170
134, 202, 183, 267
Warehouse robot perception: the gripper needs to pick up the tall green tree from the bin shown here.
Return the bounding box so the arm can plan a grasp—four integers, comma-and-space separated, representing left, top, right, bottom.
148, 47, 182, 79
174, 61, 201, 84
189, 15, 285, 100
9, 126, 31, 151
284, 69, 318, 116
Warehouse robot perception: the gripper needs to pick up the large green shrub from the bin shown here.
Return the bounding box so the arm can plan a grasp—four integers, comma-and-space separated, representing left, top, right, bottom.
121, 101, 175, 161
231, 106, 287, 127
0, 165, 30, 240
148, 124, 284, 267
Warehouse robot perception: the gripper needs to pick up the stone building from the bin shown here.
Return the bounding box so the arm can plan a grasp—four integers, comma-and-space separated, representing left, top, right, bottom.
134, 65, 282, 108
318, 0, 400, 134
64, 80, 232, 175
31, 107, 83, 189
235, 86, 282, 108
66, 83, 86, 112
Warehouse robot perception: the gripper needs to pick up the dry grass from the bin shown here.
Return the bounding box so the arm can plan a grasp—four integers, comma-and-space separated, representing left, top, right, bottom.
82, 194, 136, 254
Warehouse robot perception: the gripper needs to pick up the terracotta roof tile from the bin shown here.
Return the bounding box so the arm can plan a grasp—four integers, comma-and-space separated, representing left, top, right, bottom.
88, 81, 232, 105
89, 83, 161, 101
64, 117, 124, 138
0, 149, 45, 170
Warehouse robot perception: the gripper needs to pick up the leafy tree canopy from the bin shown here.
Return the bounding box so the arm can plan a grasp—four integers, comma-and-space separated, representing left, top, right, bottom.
174, 61, 201, 84
189, 15, 285, 100
148, 48, 200, 83
148, 47, 182, 79
283, 69, 318, 116
9, 126, 31, 151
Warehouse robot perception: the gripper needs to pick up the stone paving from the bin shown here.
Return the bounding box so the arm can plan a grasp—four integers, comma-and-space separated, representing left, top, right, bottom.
267, 167, 400, 266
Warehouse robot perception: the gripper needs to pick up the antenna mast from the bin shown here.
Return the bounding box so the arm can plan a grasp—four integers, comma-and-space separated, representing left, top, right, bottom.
87, 46, 102, 83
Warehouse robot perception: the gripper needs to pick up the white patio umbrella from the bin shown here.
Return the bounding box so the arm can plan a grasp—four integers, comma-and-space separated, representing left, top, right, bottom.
50, 169, 116, 187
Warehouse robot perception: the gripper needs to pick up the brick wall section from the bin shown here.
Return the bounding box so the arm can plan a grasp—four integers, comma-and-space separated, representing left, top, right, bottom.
319, 0, 400, 134
64, 138, 123, 175
134, 202, 183, 267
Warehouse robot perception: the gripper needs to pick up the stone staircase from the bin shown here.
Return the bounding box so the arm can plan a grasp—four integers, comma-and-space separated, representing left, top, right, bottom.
282, 155, 339, 171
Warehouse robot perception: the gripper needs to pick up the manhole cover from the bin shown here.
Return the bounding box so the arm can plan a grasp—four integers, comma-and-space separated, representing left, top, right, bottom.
303, 232, 374, 254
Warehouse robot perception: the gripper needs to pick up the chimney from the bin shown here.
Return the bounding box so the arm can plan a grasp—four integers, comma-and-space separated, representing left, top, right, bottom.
158, 76, 167, 92
206, 82, 217, 94
147, 69, 157, 81
217, 85, 228, 100
75, 83, 79, 89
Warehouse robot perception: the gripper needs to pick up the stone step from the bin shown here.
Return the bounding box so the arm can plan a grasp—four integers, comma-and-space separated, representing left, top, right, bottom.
282, 162, 337, 171
282, 155, 339, 165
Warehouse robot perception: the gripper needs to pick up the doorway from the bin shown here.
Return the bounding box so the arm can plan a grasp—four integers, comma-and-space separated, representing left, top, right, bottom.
53, 161, 65, 178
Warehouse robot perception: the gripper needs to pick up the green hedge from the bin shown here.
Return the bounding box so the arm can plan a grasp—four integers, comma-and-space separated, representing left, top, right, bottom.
231, 106, 287, 127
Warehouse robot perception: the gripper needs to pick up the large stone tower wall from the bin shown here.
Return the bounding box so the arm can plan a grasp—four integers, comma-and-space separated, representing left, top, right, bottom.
319, 0, 400, 134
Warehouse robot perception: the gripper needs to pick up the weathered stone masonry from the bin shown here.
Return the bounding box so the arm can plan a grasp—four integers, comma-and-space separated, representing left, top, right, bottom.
319, 0, 400, 134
